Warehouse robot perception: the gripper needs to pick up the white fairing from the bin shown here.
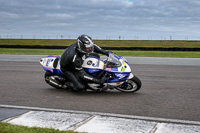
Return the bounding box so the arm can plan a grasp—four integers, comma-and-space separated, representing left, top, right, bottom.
82, 57, 104, 70
128, 73, 134, 79
40, 57, 60, 69
119, 59, 131, 73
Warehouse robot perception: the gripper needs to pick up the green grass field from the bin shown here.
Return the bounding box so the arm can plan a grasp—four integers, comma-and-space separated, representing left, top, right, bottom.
0, 39, 200, 58
0, 122, 78, 133
0, 48, 200, 58
1, 39, 200, 48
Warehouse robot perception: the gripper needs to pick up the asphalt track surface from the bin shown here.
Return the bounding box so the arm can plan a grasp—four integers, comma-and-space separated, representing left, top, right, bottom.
0, 55, 200, 122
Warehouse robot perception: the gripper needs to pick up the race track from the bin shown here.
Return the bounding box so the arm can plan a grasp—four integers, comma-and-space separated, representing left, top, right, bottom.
0, 55, 200, 122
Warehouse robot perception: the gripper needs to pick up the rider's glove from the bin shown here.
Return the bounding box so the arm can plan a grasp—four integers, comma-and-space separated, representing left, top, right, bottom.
106, 51, 109, 57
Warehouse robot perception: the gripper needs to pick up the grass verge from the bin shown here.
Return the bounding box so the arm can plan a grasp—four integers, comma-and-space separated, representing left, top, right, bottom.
0, 48, 63, 55
112, 50, 200, 58
1, 39, 200, 48
0, 48, 200, 58
0, 122, 79, 133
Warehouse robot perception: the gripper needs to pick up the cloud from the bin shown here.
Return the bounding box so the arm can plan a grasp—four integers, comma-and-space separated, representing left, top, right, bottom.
0, 11, 20, 19
0, 0, 200, 40
43, 23, 73, 27
46, 13, 73, 19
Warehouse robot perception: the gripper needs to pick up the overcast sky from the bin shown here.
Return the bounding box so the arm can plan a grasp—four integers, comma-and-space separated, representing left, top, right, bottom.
0, 0, 200, 40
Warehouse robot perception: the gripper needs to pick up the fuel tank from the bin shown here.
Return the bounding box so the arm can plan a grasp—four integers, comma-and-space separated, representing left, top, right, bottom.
82, 57, 104, 77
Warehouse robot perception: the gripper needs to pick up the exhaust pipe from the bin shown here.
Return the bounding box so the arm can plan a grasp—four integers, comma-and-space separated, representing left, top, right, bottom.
45, 75, 67, 89
47, 76, 62, 88
49, 79, 62, 88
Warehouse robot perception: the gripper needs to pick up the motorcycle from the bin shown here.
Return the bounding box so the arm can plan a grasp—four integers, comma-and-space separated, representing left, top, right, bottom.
39, 52, 142, 93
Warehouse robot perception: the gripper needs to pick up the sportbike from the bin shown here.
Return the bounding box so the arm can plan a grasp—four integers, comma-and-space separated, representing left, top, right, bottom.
40, 52, 142, 93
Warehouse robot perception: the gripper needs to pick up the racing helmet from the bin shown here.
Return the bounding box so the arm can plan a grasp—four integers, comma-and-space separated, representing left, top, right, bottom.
77, 34, 94, 54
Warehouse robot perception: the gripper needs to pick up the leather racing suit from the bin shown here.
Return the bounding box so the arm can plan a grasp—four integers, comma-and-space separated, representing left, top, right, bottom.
60, 43, 108, 91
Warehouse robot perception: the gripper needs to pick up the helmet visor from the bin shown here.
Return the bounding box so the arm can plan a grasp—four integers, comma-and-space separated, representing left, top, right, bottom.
83, 45, 94, 53
85, 47, 92, 52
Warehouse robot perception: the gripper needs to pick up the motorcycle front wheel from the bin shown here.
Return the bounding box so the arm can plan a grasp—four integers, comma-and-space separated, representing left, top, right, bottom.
115, 76, 142, 93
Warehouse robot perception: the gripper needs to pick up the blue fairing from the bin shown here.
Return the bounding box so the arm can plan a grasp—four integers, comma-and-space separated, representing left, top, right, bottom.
43, 66, 64, 75
84, 68, 102, 77
114, 73, 130, 81
105, 72, 130, 83
47, 55, 61, 59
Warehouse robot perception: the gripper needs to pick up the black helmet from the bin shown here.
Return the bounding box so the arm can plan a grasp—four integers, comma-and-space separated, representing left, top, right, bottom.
77, 34, 94, 54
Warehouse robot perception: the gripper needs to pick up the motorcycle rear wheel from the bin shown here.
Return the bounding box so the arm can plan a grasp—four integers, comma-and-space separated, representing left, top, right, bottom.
115, 76, 142, 93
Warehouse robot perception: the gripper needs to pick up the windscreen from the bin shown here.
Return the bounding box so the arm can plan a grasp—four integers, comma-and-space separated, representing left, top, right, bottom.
107, 53, 122, 67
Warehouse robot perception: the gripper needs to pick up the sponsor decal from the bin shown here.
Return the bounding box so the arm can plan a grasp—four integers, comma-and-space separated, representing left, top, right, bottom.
46, 58, 54, 66
92, 60, 99, 67
87, 60, 92, 65
121, 67, 125, 72
121, 61, 127, 72
106, 68, 111, 70
123, 61, 126, 66
116, 73, 126, 79
84, 75, 93, 81
42, 58, 46, 64
43, 66, 53, 72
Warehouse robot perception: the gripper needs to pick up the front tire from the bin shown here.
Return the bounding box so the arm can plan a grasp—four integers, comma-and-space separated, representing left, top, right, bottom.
115, 76, 142, 93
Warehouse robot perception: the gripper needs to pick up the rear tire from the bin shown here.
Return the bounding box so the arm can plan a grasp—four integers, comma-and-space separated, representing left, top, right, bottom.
44, 71, 53, 83
115, 76, 142, 93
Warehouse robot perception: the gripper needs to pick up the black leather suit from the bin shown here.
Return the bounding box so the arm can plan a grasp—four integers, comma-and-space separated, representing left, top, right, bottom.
60, 43, 108, 91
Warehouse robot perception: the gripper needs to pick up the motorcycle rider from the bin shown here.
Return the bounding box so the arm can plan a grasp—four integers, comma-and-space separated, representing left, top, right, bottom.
60, 34, 109, 92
